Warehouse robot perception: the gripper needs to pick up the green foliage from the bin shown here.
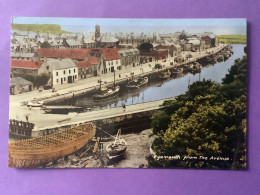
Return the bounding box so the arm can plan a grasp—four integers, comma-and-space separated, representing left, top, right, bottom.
218, 35, 247, 44
138, 43, 153, 52
150, 55, 247, 169
11, 24, 71, 34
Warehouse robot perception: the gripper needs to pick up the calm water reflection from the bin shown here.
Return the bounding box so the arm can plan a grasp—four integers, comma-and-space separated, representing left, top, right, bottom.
73, 44, 246, 110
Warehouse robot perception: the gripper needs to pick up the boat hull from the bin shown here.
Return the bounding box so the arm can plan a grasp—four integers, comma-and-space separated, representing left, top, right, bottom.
8, 123, 96, 168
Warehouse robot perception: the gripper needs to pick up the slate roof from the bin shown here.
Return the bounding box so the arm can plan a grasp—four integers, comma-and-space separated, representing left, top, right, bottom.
188, 39, 201, 45
11, 52, 36, 58
10, 77, 32, 87
100, 36, 119, 43
65, 39, 82, 46
11, 60, 43, 69
47, 59, 76, 70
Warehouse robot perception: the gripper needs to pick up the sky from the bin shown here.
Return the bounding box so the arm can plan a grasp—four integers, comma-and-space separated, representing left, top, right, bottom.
12, 17, 247, 35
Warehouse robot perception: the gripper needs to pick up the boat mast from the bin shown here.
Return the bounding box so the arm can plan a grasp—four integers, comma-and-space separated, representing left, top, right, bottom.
113, 71, 116, 87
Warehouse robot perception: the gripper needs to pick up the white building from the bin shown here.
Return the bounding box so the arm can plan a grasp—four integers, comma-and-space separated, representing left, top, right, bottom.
39, 58, 78, 86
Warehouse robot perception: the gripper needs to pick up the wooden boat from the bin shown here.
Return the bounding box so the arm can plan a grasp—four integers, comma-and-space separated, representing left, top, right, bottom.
126, 77, 148, 90
93, 71, 120, 101
27, 98, 44, 107
8, 123, 96, 167
158, 70, 171, 79
93, 85, 120, 101
106, 129, 127, 159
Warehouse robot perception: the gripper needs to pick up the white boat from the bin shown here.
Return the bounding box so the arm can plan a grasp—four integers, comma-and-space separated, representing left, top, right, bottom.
27, 99, 44, 107
106, 129, 127, 159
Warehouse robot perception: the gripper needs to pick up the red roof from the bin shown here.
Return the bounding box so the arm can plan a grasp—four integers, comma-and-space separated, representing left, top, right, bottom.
201, 35, 211, 40
37, 48, 91, 60
11, 60, 43, 69
76, 57, 100, 68
99, 48, 120, 61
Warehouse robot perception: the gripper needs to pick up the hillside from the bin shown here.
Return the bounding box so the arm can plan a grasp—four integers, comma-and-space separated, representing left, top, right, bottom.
218, 35, 247, 44
11, 24, 71, 34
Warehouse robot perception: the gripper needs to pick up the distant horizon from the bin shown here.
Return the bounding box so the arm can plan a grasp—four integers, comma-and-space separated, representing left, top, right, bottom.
12, 17, 247, 35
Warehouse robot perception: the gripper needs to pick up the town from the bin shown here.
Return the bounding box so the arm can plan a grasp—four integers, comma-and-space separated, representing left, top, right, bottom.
9, 24, 234, 168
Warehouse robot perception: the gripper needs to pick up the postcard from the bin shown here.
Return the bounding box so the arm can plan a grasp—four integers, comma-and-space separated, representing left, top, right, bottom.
9, 18, 247, 169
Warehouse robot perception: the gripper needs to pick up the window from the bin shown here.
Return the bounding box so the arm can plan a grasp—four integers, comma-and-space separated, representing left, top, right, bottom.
75, 75, 77, 79
46, 66, 49, 70
69, 70, 71, 74
116, 60, 118, 64
64, 70, 66, 74
56, 72, 58, 76
111, 62, 113, 65
74, 69, 76, 73
56, 79, 59, 83
64, 77, 66, 81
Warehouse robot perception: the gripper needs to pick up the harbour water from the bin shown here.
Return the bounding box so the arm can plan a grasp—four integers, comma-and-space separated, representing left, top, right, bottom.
71, 44, 246, 111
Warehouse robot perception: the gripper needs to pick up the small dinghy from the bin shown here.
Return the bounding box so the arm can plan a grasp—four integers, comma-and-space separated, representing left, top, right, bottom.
106, 129, 127, 159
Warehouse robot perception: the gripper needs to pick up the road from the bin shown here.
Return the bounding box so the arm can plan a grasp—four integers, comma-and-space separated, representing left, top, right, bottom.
10, 98, 169, 131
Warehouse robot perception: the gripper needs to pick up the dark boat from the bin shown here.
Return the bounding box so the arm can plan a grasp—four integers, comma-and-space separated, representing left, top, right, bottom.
126, 77, 148, 90
171, 67, 183, 77
93, 85, 120, 102
93, 71, 120, 102
158, 70, 171, 79
106, 129, 127, 160
191, 62, 202, 74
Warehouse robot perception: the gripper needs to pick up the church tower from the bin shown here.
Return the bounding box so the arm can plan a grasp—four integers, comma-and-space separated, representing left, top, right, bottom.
95, 25, 101, 41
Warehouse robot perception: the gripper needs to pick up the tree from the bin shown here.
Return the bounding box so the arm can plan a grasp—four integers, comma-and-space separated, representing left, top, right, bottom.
138, 43, 153, 52
150, 54, 247, 169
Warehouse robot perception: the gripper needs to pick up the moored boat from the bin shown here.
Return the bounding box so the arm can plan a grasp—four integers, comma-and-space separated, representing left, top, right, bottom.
158, 70, 171, 79
8, 123, 96, 167
27, 98, 44, 107
126, 77, 148, 90
93, 85, 120, 101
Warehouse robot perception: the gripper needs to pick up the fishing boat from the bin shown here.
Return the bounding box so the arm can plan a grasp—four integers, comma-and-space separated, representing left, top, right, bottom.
8, 123, 96, 167
191, 62, 202, 74
27, 98, 44, 107
171, 67, 183, 77
126, 77, 148, 90
93, 71, 120, 102
158, 70, 171, 79
93, 85, 120, 101
106, 129, 127, 160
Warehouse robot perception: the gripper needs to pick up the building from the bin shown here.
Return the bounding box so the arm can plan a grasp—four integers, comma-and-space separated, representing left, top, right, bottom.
10, 77, 33, 95
11, 52, 40, 61
118, 49, 140, 67
95, 25, 119, 48
99, 48, 121, 74
155, 42, 181, 57
36, 48, 91, 61
39, 59, 78, 86
62, 39, 82, 48
77, 57, 100, 79
11, 60, 43, 76
140, 50, 168, 64
117, 32, 156, 48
